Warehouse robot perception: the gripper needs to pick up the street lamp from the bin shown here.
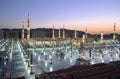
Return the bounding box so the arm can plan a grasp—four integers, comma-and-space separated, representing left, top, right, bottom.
49, 55, 52, 64
30, 52, 33, 74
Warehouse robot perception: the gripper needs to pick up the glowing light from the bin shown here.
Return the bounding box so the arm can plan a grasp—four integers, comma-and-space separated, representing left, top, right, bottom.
10, 53, 12, 61
49, 55, 52, 59
64, 56, 66, 60
91, 60, 95, 65
52, 51, 55, 55
4, 61, 6, 65
44, 51, 46, 55
45, 61, 48, 67
70, 58, 73, 64
38, 56, 40, 61
49, 66, 53, 72
101, 59, 104, 63
110, 58, 112, 61
100, 53, 103, 59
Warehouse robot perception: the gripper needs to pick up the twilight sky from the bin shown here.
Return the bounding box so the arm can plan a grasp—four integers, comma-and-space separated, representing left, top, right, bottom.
0, 0, 120, 34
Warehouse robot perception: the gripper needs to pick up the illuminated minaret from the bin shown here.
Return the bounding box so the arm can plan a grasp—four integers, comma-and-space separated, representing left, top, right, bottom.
58, 27, 61, 39
85, 26, 87, 39
22, 23, 24, 39
113, 23, 116, 40
100, 31, 103, 43
74, 29, 77, 39
52, 24, 55, 40
27, 13, 30, 40
82, 34, 85, 43
63, 26, 65, 39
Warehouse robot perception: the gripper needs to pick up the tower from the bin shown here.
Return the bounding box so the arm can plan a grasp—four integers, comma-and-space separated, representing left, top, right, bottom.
100, 32, 103, 43
52, 24, 55, 40
74, 29, 77, 39
58, 27, 61, 39
82, 34, 85, 43
85, 26, 87, 39
22, 23, 24, 39
63, 26, 65, 39
27, 13, 30, 40
113, 23, 116, 40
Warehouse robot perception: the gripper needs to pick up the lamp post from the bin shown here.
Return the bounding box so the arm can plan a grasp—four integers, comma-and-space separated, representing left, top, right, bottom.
30, 52, 33, 74
27, 49, 30, 67
70, 39, 72, 57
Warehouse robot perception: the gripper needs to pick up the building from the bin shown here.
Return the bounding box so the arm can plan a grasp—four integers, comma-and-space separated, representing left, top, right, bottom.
0, 29, 3, 39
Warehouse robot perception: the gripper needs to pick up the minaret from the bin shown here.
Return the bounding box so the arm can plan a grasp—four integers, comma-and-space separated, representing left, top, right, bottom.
82, 34, 85, 43
52, 24, 55, 40
113, 23, 116, 40
22, 23, 24, 39
63, 26, 65, 39
58, 27, 61, 39
85, 26, 87, 39
100, 31, 103, 43
27, 13, 30, 40
74, 29, 77, 39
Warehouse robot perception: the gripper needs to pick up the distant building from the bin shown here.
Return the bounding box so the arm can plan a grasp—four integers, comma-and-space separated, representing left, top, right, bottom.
0, 29, 3, 39
22, 24, 25, 39
2, 29, 20, 39
31, 31, 46, 39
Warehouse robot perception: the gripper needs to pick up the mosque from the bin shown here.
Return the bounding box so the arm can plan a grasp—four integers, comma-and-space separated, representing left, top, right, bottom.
0, 14, 120, 79
21, 14, 118, 49
19, 14, 120, 79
